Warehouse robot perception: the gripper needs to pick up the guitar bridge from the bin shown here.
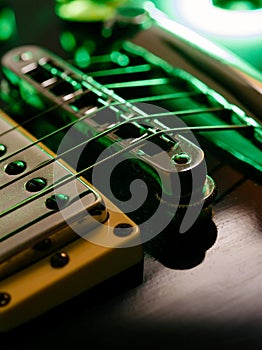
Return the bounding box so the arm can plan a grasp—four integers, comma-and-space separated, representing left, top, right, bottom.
1, 45, 217, 221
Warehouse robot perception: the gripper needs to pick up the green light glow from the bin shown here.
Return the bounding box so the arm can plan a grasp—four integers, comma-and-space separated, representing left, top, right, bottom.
60, 31, 77, 52
19, 80, 45, 110
145, 5, 262, 85
75, 46, 91, 68
212, 0, 262, 10
0, 6, 16, 41
89, 64, 150, 78
122, 40, 262, 172
55, 0, 127, 21
110, 51, 130, 66
161, 0, 262, 37
2, 67, 19, 85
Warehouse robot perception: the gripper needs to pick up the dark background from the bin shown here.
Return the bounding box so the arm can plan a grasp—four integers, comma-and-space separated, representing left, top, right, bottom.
0, 1, 262, 348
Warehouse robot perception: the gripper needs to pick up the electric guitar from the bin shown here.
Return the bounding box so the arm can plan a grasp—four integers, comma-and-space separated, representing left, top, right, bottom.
0, 0, 261, 339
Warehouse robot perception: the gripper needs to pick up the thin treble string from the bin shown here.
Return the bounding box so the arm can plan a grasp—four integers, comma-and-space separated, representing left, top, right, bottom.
0, 88, 94, 138
0, 122, 255, 219
0, 103, 225, 163
0, 111, 148, 191
0, 103, 107, 163
0, 103, 254, 191
0, 98, 253, 191
0, 102, 63, 138
0, 87, 146, 161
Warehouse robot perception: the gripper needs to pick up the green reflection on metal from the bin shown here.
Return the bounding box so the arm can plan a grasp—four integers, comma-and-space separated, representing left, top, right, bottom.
123, 40, 262, 173
105, 77, 169, 89
110, 51, 130, 66
89, 63, 150, 77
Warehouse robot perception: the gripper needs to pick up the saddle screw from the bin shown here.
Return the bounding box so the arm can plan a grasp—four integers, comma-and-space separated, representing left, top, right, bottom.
171, 152, 191, 165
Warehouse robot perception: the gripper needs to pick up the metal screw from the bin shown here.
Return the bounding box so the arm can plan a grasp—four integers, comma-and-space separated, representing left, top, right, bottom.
45, 194, 69, 210
25, 177, 47, 192
171, 152, 191, 165
5, 160, 26, 175
0, 144, 7, 157
50, 252, 69, 268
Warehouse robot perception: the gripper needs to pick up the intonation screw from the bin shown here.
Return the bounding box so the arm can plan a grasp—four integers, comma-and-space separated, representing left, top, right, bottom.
171, 152, 191, 165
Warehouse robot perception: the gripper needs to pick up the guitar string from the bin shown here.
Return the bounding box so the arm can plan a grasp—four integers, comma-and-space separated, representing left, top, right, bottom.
0, 52, 193, 131
1, 104, 61, 137
1, 117, 250, 192
0, 62, 256, 212
0, 82, 254, 188
0, 103, 226, 163
0, 82, 217, 141
0, 103, 108, 162
0, 38, 259, 231
0, 103, 253, 191
0, 120, 254, 219
0, 64, 191, 137
0, 55, 253, 151
0, 88, 95, 138
1, 47, 258, 142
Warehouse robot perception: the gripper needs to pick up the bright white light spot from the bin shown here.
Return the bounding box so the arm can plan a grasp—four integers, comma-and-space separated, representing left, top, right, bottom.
166, 0, 262, 37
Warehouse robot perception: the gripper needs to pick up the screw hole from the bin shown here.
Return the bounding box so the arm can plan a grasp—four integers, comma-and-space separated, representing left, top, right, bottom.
113, 223, 134, 237
0, 292, 11, 307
